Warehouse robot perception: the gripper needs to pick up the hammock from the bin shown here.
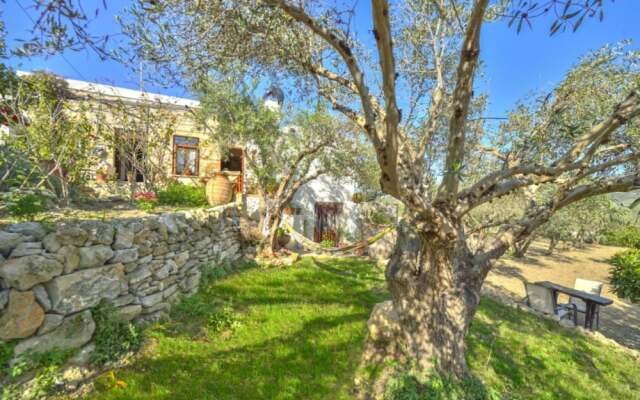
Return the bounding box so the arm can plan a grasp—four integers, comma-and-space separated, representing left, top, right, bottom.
282, 223, 394, 254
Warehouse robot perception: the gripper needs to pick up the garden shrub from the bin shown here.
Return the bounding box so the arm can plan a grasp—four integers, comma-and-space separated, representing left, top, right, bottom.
133, 191, 159, 212
6, 193, 48, 220
386, 370, 499, 400
207, 305, 241, 333
320, 239, 335, 249
91, 301, 142, 365
601, 226, 640, 248
2, 347, 75, 400
0, 341, 16, 379
156, 180, 207, 207
609, 249, 640, 303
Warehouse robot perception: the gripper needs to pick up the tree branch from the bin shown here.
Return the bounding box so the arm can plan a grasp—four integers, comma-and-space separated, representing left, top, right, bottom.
304, 61, 384, 117
372, 0, 401, 197
438, 0, 488, 200
474, 173, 640, 267
459, 89, 640, 213
263, 0, 380, 145
555, 90, 640, 168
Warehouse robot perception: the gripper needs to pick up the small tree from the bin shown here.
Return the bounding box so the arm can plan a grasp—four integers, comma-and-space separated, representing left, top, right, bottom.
96, 98, 177, 194
7, 72, 94, 205
195, 79, 363, 253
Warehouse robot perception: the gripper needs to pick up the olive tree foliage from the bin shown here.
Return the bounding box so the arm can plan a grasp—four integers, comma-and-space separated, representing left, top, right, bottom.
117, 0, 639, 381
1, 72, 94, 205
9, 0, 113, 58
195, 78, 370, 253
540, 195, 632, 254
487, 42, 640, 254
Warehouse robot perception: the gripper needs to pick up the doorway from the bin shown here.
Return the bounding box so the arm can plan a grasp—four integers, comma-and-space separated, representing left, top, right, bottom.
314, 202, 343, 244
221, 148, 244, 193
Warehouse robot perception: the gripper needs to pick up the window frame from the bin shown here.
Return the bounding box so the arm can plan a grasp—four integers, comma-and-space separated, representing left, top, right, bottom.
172, 135, 200, 177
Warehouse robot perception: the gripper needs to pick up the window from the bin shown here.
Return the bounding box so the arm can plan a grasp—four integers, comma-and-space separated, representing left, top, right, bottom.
173, 135, 199, 176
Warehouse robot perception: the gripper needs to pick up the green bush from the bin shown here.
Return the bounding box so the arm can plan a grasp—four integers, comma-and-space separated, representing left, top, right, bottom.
601, 226, 640, 248
91, 301, 143, 365
386, 370, 499, 400
320, 239, 334, 249
2, 347, 75, 400
6, 193, 48, 220
207, 305, 242, 333
609, 249, 640, 303
0, 341, 16, 378
136, 199, 158, 212
156, 180, 208, 207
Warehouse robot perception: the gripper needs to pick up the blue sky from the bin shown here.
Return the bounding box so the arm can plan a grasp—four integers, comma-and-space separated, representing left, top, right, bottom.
4, 0, 640, 117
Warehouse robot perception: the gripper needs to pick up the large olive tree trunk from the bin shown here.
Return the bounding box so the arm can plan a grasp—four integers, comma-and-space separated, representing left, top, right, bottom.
364, 221, 483, 381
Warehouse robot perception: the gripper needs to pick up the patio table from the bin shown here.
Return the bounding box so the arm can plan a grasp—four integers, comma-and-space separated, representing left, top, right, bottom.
535, 281, 613, 330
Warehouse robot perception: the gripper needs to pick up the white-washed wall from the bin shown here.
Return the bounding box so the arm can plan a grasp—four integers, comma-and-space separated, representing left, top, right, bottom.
290, 175, 360, 240
0, 204, 242, 362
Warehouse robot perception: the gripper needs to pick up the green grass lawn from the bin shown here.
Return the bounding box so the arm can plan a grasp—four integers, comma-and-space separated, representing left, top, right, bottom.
73, 257, 640, 400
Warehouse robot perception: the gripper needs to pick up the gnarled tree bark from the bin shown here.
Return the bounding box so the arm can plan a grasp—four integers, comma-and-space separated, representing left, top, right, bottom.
363, 219, 484, 382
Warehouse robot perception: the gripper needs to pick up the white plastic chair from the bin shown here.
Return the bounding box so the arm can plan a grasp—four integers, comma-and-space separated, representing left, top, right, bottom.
524, 282, 575, 321
569, 279, 604, 329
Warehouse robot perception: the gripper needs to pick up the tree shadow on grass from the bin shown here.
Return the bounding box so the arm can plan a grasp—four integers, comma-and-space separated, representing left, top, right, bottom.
94, 312, 370, 400
88, 258, 386, 400
311, 257, 385, 283
199, 258, 386, 312
468, 298, 640, 400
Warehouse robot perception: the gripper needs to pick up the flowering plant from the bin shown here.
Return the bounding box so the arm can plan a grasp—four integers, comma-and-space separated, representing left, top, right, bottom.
133, 192, 158, 212
133, 191, 158, 201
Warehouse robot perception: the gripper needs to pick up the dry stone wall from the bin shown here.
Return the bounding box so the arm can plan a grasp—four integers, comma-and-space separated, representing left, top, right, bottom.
0, 204, 242, 362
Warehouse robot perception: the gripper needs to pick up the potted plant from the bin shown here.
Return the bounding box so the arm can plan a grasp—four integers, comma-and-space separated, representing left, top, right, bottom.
95, 166, 109, 183
283, 205, 297, 215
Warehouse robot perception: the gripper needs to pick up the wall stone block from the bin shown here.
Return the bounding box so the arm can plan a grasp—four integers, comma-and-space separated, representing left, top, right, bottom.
0, 231, 25, 256
79, 221, 114, 245
6, 222, 47, 240
78, 245, 114, 269
9, 242, 43, 258
110, 248, 138, 264
0, 289, 45, 340
46, 264, 127, 314
0, 255, 64, 290
14, 310, 95, 356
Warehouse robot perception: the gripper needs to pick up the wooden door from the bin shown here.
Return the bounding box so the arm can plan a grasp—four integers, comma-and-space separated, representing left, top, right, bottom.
314, 202, 342, 244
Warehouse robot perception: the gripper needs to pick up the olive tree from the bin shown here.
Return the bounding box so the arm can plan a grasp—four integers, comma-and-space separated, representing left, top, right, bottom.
121, 0, 638, 381
5, 72, 94, 205
96, 98, 177, 193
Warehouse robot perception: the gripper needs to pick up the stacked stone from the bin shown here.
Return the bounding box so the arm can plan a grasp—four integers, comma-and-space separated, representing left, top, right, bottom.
0, 204, 242, 365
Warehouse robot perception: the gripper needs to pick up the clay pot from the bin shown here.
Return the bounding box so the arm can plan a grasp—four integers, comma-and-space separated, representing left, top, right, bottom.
95, 173, 108, 183
206, 173, 233, 206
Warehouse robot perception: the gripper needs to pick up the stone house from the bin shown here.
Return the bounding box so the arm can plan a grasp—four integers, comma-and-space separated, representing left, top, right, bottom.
14, 72, 246, 197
